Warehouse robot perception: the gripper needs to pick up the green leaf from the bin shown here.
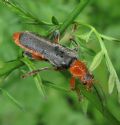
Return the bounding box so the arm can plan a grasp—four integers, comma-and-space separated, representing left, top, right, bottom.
76, 39, 96, 56
81, 98, 89, 114
89, 51, 104, 71
105, 56, 112, 73
77, 82, 103, 112
85, 29, 93, 43
76, 33, 88, 41
108, 73, 116, 94
115, 78, 120, 102
100, 34, 120, 42
3, 0, 52, 27
75, 29, 93, 43
21, 57, 46, 98
22, 21, 53, 26
94, 30, 120, 99
51, 16, 59, 25
77, 82, 120, 125
105, 54, 120, 99
43, 80, 68, 92
0, 88, 24, 111
0, 59, 23, 77
0, 75, 10, 85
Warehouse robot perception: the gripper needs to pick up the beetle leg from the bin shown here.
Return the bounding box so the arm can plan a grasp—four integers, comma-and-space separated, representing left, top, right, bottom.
53, 30, 60, 43
72, 23, 78, 32
23, 51, 33, 59
70, 76, 76, 90
72, 47, 79, 52
22, 67, 56, 78
69, 37, 79, 53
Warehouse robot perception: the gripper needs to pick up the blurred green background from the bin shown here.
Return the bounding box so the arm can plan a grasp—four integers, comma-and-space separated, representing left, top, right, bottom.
0, 0, 120, 125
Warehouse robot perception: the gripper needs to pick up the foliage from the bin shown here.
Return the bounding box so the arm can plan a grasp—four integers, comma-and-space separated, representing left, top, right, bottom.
0, 0, 120, 125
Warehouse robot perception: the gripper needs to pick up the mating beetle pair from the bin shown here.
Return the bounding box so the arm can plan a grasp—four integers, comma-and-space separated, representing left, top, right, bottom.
13, 31, 94, 90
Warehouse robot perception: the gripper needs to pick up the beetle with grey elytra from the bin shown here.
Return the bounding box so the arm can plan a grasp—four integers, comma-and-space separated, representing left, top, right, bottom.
13, 31, 94, 90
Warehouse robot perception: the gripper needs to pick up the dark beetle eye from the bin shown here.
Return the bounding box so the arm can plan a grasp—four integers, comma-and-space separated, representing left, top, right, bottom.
84, 73, 93, 81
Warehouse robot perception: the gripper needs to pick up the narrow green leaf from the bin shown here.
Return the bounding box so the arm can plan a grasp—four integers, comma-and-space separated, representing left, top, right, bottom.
89, 51, 104, 71
105, 56, 112, 73
115, 78, 120, 102
105, 54, 120, 99
22, 21, 53, 26
51, 16, 59, 25
100, 34, 120, 42
85, 29, 93, 43
43, 80, 68, 92
0, 74, 9, 85
95, 31, 120, 98
0, 60, 5, 68
81, 98, 89, 114
3, 0, 28, 16
21, 57, 45, 98
75, 29, 93, 43
76, 81, 120, 125
77, 82, 103, 112
76, 33, 88, 41
76, 39, 96, 56
0, 88, 24, 111
0, 59, 23, 77
108, 73, 116, 94
3, 0, 52, 27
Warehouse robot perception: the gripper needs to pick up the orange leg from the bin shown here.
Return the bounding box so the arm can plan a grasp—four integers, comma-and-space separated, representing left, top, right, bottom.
70, 76, 76, 90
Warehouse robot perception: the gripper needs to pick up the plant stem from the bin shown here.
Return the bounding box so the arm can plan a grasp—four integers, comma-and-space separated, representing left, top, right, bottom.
59, 0, 89, 36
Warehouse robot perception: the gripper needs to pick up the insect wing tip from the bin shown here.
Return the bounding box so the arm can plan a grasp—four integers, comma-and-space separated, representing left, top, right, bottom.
13, 32, 21, 45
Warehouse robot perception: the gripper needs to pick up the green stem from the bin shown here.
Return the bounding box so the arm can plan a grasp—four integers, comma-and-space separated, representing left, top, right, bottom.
59, 0, 89, 36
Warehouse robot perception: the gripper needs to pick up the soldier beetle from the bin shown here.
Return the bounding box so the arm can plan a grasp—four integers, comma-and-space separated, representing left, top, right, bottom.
13, 31, 94, 90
